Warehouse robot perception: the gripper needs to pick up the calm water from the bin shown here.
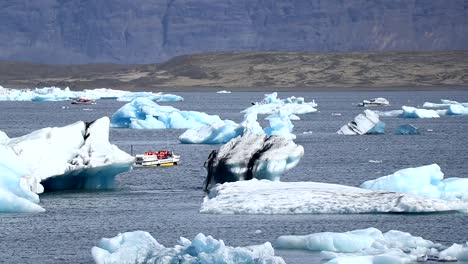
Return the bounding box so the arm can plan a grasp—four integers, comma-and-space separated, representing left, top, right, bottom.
0, 90, 467, 263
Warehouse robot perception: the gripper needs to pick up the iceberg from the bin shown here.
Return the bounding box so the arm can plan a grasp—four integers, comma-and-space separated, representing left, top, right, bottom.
200, 179, 467, 214
423, 99, 468, 108
216, 90, 231, 94
2, 117, 134, 194
111, 97, 222, 129
180, 92, 316, 144
0, 145, 45, 213
0, 86, 183, 102
360, 164, 468, 201
337, 110, 384, 135
400, 106, 440, 118
395, 124, 419, 135
203, 134, 304, 191
91, 231, 285, 264
447, 104, 468, 115
357, 97, 390, 107
275, 227, 468, 263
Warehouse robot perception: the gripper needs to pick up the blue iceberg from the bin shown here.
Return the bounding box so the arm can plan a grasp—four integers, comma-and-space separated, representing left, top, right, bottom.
91, 231, 285, 264
396, 124, 420, 135
0, 117, 134, 213
111, 97, 222, 129
180, 92, 317, 144
400, 106, 440, 118
275, 227, 468, 263
360, 164, 468, 201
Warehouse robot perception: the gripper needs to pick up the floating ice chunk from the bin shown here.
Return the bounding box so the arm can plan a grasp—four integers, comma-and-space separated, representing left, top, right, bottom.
0, 86, 183, 102
91, 231, 285, 264
180, 92, 313, 144
200, 179, 467, 214
179, 120, 243, 144
0, 145, 44, 213
447, 104, 468, 115
395, 124, 419, 135
337, 110, 383, 135
375, 110, 403, 117
360, 164, 468, 201
400, 106, 440, 118
216, 90, 231, 94
111, 97, 222, 129
203, 135, 304, 191
358, 97, 390, 107
366, 121, 385, 135
423, 99, 468, 108
368, 160, 382, 163
274, 227, 468, 264
4, 117, 134, 193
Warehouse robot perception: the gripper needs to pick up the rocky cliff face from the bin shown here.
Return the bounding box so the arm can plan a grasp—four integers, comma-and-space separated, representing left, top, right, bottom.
1, 0, 467, 64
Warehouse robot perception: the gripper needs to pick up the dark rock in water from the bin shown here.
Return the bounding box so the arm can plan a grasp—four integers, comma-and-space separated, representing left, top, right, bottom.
396, 124, 420, 135
203, 134, 303, 191
0, 0, 467, 64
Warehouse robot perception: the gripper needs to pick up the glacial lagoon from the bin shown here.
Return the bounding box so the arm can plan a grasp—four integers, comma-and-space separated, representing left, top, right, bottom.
0, 90, 467, 263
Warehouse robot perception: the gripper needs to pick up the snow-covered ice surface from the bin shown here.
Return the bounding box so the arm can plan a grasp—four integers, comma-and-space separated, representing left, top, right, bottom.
361, 164, 468, 201
275, 227, 468, 263
179, 92, 317, 144
337, 110, 383, 135
0, 117, 134, 212
111, 97, 223, 129
0, 86, 183, 102
92, 231, 285, 264
201, 179, 467, 214
203, 135, 304, 191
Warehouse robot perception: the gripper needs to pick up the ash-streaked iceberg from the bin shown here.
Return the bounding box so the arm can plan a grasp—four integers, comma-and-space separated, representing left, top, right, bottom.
91, 231, 285, 264
275, 227, 468, 263
360, 164, 468, 201
200, 179, 467, 214
0, 86, 183, 102
337, 110, 384, 135
179, 92, 317, 144
0, 117, 134, 212
203, 135, 304, 191
111, 97, 222, 129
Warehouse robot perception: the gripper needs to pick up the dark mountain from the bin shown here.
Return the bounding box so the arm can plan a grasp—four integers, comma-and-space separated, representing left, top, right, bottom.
0, 0, 467, 64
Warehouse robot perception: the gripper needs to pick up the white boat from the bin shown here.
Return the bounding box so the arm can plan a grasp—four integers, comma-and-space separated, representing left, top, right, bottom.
134, 150, 180, 167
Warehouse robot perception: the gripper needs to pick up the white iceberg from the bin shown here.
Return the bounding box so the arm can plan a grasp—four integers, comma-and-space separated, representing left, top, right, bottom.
0, 145, 44, 213
203, 134, 304, 191
200, 179, 467, 214
447, 104, 468, 115
337, 110, 384, 135
0, 86, 183, 102
358, 97, 390, 107
216, 90, 231, 94
0, 117, 134, 213
360, 164, 468, 201
179, 92, 317, 144
275, 227, 468, 263
111, 97, 222, 129
400, 106, 440, 118
91, 231, 285, 264
423, 99, 468, 108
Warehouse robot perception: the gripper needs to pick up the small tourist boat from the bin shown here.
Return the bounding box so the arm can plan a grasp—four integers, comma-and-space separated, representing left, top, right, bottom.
71, 98, 97, 105
134, 150, 180, 167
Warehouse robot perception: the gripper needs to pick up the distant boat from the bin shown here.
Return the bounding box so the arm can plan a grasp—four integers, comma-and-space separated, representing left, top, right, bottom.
71, 98, 97, 105
134, 150, 180, 167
